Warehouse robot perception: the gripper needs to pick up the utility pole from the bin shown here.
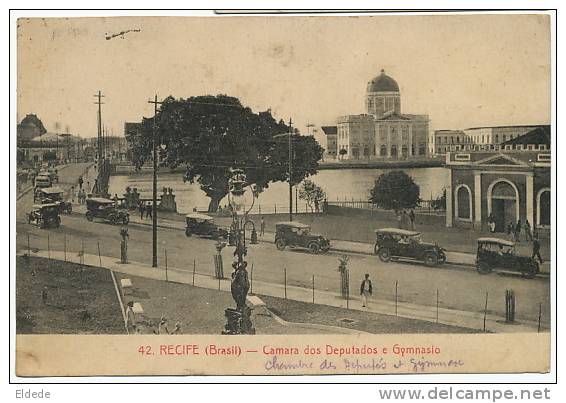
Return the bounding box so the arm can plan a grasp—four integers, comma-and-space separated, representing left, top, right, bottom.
288, 118, 293, 222
148, 94, 163, 268
94, 91, 105, 173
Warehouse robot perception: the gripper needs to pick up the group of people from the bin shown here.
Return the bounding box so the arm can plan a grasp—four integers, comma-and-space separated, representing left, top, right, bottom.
487, 214, 535, 242
138, 201, 154, 219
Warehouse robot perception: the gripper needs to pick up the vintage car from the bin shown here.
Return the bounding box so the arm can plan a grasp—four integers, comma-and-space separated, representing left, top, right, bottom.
185, 213, 229, 239
274, 221, 331, 254
476, 237, 539, 278
374, 228, 446, 267
34, 186, 72, 214
85, 197, 130, 225
34, 174, 52, 189
27, 203, 61, 229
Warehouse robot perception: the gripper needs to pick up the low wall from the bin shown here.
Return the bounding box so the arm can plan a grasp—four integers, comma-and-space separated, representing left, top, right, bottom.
326, 205, 445, 227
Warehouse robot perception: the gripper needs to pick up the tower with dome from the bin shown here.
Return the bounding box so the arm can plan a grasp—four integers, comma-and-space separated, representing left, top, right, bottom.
331, 69, 430, 160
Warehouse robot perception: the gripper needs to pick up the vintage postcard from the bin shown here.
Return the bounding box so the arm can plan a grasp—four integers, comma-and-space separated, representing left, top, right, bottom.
13, 11, 554, 377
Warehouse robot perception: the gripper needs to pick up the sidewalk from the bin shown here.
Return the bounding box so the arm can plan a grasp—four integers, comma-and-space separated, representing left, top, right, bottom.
21, 249, 547, 333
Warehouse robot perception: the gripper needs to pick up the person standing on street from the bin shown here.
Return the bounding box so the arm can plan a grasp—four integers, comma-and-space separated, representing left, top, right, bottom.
260, 216, 265, 236
360, 273, 373, 308
409, 209, 416, 230
139, 202, 145, 219
125, 301, 137, 334
515, 220, 522, 243
78, 175, 83, 190
532, 233, 544, 264
524, 220, 533, 242
146, 202, 153, 219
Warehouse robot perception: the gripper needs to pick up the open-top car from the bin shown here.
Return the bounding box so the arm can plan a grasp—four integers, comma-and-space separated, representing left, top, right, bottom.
85, 197, 129, 225
185, 213, 228, 239
34, 186, 72, 214
27, 203, 61, 229
476, 237, 539, 279
374, 228, 446, 267
274, 221, 331, 254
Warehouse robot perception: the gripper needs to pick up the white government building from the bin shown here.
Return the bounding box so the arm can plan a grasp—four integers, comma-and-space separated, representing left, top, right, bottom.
331, 69, 430, 160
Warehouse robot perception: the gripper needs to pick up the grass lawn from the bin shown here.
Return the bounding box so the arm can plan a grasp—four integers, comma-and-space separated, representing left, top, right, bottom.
16, 256, 125, 334
260, 295, 478, 334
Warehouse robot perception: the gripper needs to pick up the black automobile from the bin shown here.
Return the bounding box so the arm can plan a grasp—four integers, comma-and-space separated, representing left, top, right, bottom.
85, 197, 130, 225
185, 213, 228, 239
374, 228, 446, 267
27, 203, 61, 229
34, 186, 72, 214
274, 221, 331, 254
476, 237, 539, 279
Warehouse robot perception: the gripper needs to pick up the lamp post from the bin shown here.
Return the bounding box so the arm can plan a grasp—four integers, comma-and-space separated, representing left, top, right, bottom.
148, 95, 163, 268
222, 169, 257, 335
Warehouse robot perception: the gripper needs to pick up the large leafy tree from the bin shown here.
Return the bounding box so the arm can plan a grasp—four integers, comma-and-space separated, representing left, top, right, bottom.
128, 95, 324, 212
298, 180, 326, 212
369, 170, 420, 210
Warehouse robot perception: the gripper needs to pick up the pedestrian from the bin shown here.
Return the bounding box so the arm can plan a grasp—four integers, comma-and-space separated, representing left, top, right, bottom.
488, 214, 496, 233
113, 193, 119, 205
78, 175, 83, 190
260, 216, 265, 236
515, 219, 522, 243
146, 202, 153, 219
87, 181, 90, 192
507, 223, 515, 242
360, 273, 373, 308
139, 202, 145, 219
125, 301, 137, 333
314, 198, 319, 213
71, 186, 75, 203
524, 219, 533, 242
409, 209, 416, 230
532, 233, 544, 264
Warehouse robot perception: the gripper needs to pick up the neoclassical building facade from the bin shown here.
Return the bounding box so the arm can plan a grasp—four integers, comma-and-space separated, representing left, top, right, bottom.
335, 69, 430, 160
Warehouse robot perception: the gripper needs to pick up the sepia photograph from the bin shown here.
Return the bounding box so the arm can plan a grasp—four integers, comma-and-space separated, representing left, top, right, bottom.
12, 11, 554, 377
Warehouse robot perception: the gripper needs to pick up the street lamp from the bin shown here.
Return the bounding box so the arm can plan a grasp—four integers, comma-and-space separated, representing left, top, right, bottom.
222, 168, 257, 335
148, 95, 164, 268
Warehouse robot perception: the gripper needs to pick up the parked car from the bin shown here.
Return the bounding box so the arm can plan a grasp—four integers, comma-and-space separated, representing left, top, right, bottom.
374, 228, 446, 267
274, 221, 331, 254
34, 174, 52, 189
185, 213, 228, 239
476, 237, 539, 279
27, 203, 61, 229
85, 197, 129, 225
34, 186, 72, 214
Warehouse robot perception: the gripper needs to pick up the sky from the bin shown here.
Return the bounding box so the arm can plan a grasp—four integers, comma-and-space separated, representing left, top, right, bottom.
17, 13, 551, 139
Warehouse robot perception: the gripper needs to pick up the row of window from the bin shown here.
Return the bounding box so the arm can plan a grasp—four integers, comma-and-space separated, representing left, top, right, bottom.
436, 133, 519, 145
436, 144, 547, 154
338, 144, 427, 156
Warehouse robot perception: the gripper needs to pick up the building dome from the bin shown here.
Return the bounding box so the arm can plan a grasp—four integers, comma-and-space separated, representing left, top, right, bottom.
367, 69, 399, 92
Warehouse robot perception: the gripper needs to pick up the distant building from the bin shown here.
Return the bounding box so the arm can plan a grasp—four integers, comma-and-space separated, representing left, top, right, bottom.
330, 69, 430, 160
432, 125, 550, 156
445, 127, 551, 232
320, 126, 338, 160
432, 130, 469, 156
17, 131, 87, 165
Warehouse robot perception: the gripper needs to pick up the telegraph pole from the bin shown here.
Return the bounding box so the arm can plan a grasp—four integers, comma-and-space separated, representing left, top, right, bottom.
94, 91, 105, 173
288, 118, 293, 222
148, 94, 163, 268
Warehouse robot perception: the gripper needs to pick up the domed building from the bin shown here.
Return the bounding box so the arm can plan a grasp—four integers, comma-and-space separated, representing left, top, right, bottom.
333, 69, 430, 160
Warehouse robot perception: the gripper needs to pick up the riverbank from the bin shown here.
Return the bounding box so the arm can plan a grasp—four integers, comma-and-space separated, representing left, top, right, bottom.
318, 158, 444, 170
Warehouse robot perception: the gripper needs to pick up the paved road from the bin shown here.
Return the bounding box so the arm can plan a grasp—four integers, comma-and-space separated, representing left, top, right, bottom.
15, 210, 550, 325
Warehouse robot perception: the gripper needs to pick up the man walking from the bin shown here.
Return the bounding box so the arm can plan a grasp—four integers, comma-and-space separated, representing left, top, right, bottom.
78, 175, 83, 190
532, 232, 544, 264
515, 220, 522, 243
409, 209, 416, 230
146, 202, 153, 219
360, 273, 373, 308
139, 202, 145, 219
125, 301, 137, 334
524, 220, 533, 242
260, 216, 265, 236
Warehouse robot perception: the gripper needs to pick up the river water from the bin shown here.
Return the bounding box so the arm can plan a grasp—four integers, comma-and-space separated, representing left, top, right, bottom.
108, 167, 449, 214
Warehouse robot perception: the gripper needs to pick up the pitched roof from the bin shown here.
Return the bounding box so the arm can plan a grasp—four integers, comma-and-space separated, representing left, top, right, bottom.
501, 126, 551, 146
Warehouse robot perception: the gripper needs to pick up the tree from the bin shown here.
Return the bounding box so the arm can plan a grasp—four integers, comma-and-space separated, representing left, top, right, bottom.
127, 95, 324, 212
18, 114, 47, 135
369, 170, 420, 210
298, 180, 326, 212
